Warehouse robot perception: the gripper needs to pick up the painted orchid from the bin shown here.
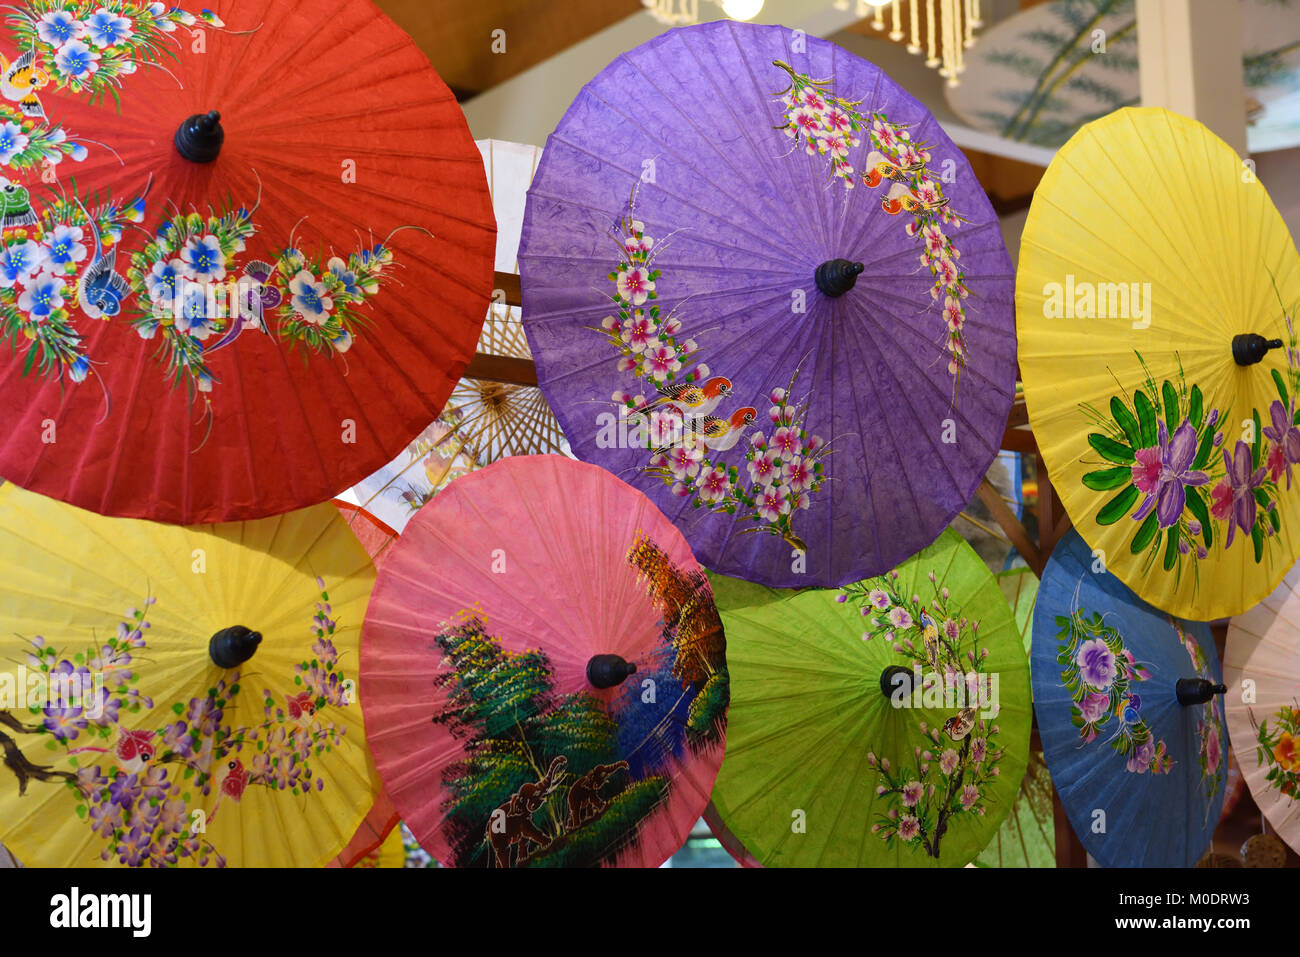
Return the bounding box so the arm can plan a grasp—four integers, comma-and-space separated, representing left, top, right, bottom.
1131, 420, 1210, 528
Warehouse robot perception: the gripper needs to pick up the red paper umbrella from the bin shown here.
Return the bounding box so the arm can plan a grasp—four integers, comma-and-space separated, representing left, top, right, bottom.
0, 0, 494, 523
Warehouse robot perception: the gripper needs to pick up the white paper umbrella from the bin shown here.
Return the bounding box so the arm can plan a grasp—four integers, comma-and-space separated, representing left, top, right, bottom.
343, 139, 568, 532
1226, 562, 1300, 853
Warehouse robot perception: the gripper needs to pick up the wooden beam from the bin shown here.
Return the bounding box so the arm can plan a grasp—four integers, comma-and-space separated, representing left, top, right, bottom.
494, 271, 521, 308
977, 478, 1041, 573
464, 352, 537, 387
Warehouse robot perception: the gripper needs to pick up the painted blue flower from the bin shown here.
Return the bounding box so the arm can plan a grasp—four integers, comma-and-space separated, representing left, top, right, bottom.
17, 271, 65, 318
179, 233, 226, 281
0, 240, 49, 288
0, 121, 29, 165
36, 10, 86, 46
289, 269, 333, 325
176, 282, 217, 339
68, 354, 91, 383
53, 39, 101, 81
46, 223, 88, 266
86, 9, 134, 48
146, 258, 181, 305
327, 256, 360, 296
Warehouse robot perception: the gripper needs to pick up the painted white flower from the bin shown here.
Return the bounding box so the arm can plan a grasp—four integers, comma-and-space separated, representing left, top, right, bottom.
289, 270, 334, 325
0, 122, 28, 165
616, 265, 654, 305
36, 10, 87, 45
53, 40, 100, 81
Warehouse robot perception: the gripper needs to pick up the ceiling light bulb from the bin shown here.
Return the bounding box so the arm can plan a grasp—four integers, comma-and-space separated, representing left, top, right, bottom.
719, 0, 764, 20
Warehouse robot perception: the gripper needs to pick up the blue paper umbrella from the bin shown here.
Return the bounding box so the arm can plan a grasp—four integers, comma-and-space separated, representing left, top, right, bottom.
1032, 530, 1228, 867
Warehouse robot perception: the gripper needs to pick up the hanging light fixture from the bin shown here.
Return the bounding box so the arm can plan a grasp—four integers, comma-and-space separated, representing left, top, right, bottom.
641, 0, 764, 26
842, 0, 982, 86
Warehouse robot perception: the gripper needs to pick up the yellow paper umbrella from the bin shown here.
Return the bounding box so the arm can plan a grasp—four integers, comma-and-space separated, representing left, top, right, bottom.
1017, 107, 1300, 620
349, 822, 406, 869
0, 485, 379, 867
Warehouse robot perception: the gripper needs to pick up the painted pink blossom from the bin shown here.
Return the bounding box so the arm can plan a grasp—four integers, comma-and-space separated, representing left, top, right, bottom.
643, 342, 680, 381
898, 815, 921, 841
697, 465, 730, 504
616, 265, 654, 305
771, 426, 800, 458
747, 450, 779, 487
960, 784, 979, 809
1079, 691, 1110, 724
901, 781, 923, 807
782, 455, 814, 492
667, 443, 702, 481
621, 312, 654, 352
939, 748, 960, 775
756, 487, 788, 522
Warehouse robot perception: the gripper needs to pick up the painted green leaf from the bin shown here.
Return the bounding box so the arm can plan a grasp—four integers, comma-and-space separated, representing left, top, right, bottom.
1082, 466, 1132, 491
1088, 433, 1134, 464
1192, 427, 1216, 471
1252, 524, 1264, 563
1110, 396, 1142, 449
1097, 485, 1139, 525
1163, 530, 1179, 571
1185, 486, 1212, 548
1134, 390, 1156, 447
1162, 381, 1179, 431
1131, 513, 1158, 553
1253, 409, 1263, 470
1189, 385, 1204, 429
1273, 369, 1288, 407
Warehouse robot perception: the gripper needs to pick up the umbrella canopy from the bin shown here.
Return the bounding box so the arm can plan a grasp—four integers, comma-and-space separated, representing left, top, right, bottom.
1225, 561, 1300, 854
707, 528, 1030, 867
0, 483, 380, 867
975, 566, 1056, 868
360, 455, 728, 867
1032, 529, 1228, 867
1017, 107, 1300, 620
0, 0, 495, 523
518, 20, 1016, 588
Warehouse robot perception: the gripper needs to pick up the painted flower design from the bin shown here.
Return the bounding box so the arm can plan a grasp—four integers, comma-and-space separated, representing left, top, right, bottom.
37, 9, 87, 44
1075, 638, 1117, 689
179, 234, 227, 281
1220, 441, 1266, 549
17, 271, 65, 317
46, 224, 88, 266
1262, 399, 1300, 489
86, 8, 134, 47
616, 265, 654, 305
0, 240, 49, 287
289, 270, 334, 324
1131, 420, 1210, 528
53, 39, 100, 80
0, 121, 29, 165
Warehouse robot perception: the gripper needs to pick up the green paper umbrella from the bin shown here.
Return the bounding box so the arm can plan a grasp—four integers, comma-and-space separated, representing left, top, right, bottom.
708, 529, 1031, 867
974, 568, 1056, 868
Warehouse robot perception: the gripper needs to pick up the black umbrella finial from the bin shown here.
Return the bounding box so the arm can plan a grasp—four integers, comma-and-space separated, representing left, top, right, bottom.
879, 664, 916, 700
1175, 677, 1227, 706
174, 110, 224, 163
815, 259, 864, 297
586, 654, 637, 689
209, 625, 261, 669
1232, 334, 1284, 366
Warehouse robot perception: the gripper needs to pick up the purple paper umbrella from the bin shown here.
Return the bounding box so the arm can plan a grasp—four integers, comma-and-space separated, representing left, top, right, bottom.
518, 21, 1016, 587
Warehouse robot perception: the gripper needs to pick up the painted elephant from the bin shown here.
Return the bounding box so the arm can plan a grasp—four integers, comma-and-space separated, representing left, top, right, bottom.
566, 760, 629, 828
487, 755, 567, 868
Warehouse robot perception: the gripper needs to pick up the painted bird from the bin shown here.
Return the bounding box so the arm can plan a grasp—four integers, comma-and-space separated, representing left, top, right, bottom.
67, 728, 157, 775
0, 49, 49, 120
632, 376, 733, 419
918, 610, 942, 673
75, 201, 131, 319
942, 707, 977, 741
0, 177, 38, 230
210, 758, 249, 822
285, 691, 317, 727
1115, 693, 1142, 725
696, 406, 758, 453
861, 150, 922, 188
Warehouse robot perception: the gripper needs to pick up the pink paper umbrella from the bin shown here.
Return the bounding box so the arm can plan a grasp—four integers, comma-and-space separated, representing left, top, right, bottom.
361, 455, 729, 867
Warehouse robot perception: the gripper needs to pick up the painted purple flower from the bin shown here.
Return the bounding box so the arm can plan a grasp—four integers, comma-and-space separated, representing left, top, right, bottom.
1076, 638, 1118, 689
1262, 399, 1300, 489
1079, 691, 1111, 724
117, 825, 152, 867
1132, 420, 1209, 528
88, 800, 123, 839
939, 748, 960, 775
970, 736, 988, 763
108, 773, 142, 808
1221, 441, 1266, 549
158, 798, 188, 834
1127, 736, 1156, 774
187, 696, 223, 736
888, 606, 913, 629
139, 764, 170, 802
901, 781, 923, 807
897, 815, 921, 841
960, 784, 980, 809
